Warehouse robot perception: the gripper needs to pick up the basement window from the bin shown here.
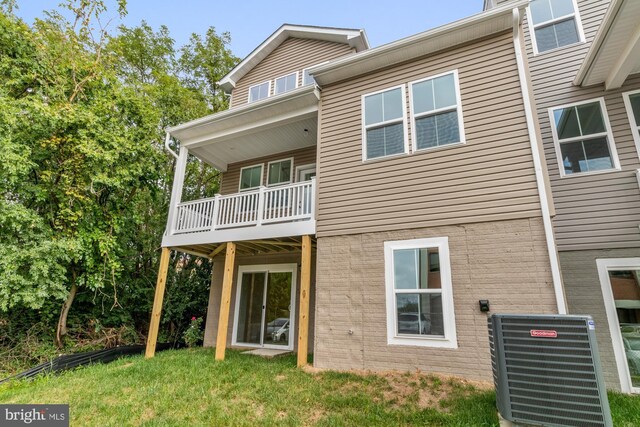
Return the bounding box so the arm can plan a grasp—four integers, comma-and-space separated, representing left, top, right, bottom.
362, 85, 408, 161
549, 98, 620, 177
528, 0, 584, 54
384, 237, 457, 348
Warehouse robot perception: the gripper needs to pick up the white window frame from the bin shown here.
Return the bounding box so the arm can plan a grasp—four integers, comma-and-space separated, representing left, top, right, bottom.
231, 263, 298, 352
301, 67, 316, 87
408, 69, 466, 153
274, 72, 299, 95
248, 81, 271, 103
384, 237, 457, 349
361, 84, 409, 162
238, 163, 264, 192
596, 258, 640, 394
623, 89, 640, 161
266, 157, 294, 187
548, 97, 620, 178
527, 0, 585, 55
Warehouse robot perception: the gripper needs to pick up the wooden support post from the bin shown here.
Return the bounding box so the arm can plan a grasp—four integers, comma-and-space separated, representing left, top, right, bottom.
297, 235, 312, 367
215, 242, 236, 361
145, 247, 171, 358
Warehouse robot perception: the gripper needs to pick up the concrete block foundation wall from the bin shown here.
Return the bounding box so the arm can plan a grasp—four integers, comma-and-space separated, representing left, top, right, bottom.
313, 217, 559, 382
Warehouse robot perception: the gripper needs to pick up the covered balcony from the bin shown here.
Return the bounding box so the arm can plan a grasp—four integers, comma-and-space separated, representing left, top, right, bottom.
161, 84, 320, 253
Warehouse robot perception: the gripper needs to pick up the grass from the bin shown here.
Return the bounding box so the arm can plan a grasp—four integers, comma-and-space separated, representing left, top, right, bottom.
0, 348, 638, 426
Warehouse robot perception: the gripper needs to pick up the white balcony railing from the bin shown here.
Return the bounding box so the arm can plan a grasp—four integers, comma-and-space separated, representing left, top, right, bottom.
172, 178, 316, 235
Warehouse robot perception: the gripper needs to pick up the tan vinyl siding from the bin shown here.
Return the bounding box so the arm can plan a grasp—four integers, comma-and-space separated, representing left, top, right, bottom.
219, 146, 316, 195
230, 38, 354, 109
316, 32, 543, 237
522, 0, 640, 250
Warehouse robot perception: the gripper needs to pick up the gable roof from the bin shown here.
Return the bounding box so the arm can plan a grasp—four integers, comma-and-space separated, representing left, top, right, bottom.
309, 0, 527, 87
218, 24, 369, 93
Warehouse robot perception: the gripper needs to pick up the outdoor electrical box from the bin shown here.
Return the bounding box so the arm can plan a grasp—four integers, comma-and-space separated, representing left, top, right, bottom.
488, 314, 613, 427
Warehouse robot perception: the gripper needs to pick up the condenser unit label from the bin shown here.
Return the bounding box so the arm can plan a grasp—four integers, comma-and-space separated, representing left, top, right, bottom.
530, 329, 558, 338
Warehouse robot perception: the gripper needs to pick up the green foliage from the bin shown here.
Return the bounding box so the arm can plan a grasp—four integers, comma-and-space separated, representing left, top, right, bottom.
0, 0, 239, 350
182, 316, 203, 348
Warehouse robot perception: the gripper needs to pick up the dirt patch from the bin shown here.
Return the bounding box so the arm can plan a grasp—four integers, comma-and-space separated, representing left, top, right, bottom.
274, 374, 286, 382
303, 409, 325, 426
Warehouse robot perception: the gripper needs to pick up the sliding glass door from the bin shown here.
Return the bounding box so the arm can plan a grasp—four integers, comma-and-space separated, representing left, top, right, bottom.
233, 264, 296, 350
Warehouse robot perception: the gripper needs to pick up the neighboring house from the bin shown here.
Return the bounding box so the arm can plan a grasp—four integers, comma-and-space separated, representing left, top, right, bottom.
144, 0, 640, 394
486, 0, 640, 393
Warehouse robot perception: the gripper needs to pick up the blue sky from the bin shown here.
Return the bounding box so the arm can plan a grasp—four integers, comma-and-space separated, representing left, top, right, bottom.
15, 1, 482, 59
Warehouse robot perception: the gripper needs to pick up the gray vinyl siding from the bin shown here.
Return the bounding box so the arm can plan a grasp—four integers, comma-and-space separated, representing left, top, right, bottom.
230, 38, 354, 109
522, 0, 640, 251
316, 32, 543, 237
219, 146, 316, 195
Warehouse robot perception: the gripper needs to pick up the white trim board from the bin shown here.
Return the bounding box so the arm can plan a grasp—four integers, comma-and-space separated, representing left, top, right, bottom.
596, 258, 640, 394
231, 263, 298, 352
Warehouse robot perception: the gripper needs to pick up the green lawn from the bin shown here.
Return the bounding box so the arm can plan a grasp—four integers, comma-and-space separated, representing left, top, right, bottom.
0, 348, 638, 426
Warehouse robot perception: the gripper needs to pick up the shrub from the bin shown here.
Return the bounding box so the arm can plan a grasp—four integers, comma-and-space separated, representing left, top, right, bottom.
182, 317, 203, 348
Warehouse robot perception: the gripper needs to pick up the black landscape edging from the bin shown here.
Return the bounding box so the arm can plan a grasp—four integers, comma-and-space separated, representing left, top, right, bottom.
0, 343, 174, 384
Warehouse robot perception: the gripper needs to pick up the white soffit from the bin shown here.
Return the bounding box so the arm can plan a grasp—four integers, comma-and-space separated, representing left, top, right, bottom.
309, 0, 528, 86
574, 0, 640, 89
167, 85, 320, 171
218, 24, 369, 93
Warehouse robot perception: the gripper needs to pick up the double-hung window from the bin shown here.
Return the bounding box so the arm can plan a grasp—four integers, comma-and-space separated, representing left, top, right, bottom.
239, 164, 263, 191
549, 99, 619, 177
410, 71, 465, 151
529, 0, 584, 54
274, 72, 297, 95
362, 85, 408, 160
249, 81, 270, 103
384, 237, 457, 348
623, 90, 640, 159
267, 158, 292, 186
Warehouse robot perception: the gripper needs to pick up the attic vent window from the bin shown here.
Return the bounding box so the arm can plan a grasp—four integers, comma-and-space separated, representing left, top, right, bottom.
274, 72, 298, 95
249, 81, 270, 103
529, 0, 584, 54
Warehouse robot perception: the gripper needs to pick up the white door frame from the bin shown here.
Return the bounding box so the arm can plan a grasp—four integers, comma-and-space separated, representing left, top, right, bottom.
295, 163, 316, 182
231, 263, 297, 351
597, 258, 640, 393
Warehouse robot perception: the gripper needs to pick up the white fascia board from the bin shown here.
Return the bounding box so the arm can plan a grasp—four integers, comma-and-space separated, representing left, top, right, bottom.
574, 0, 625, 87
218, 24, 368, 93
167, 85, 320, 142
308, 0, 528, 86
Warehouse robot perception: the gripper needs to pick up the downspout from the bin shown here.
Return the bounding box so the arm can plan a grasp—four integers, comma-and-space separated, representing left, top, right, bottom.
512, 7, 568, 314
164, 131, 179, 159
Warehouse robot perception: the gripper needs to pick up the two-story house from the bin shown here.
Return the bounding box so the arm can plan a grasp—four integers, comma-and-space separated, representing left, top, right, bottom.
145, 0, 640, 394
487, 0, 640, 393
145, 0, 568, 384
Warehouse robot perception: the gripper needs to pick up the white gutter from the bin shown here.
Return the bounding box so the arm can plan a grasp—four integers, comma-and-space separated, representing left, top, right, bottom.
309, 0, 527, 84
164, 132, 179, 159
512, 7, 568, 314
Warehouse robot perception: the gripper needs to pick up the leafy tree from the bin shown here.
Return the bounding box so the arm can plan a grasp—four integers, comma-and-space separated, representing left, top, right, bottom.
1, 0, 239, 353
